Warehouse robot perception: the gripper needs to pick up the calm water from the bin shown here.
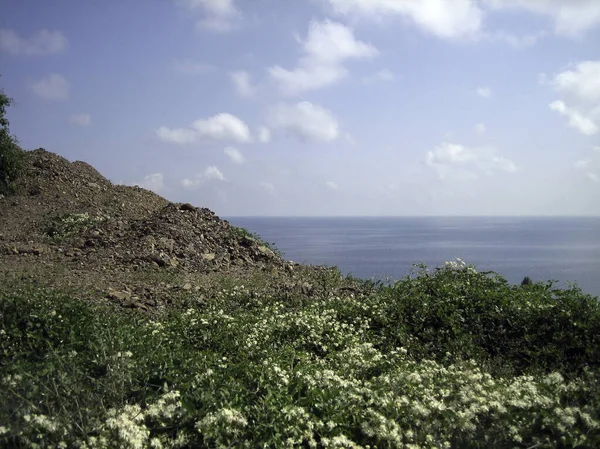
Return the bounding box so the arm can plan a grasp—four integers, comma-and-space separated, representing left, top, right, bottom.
226, 217, 600, 297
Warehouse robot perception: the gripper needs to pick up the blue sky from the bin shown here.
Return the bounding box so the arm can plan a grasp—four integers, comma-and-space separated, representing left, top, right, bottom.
2, 0, 600, 216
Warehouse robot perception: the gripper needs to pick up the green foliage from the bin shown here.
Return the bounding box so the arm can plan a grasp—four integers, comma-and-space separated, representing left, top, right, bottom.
1, 262, 600, 447
369, 260, 600, 377
232, 225, 284, 257
0, 84, 26, 195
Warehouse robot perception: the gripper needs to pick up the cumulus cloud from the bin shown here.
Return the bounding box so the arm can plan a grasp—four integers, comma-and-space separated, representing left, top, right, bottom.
483, 0, 600, 36
0, 29, 67, 55
68, 113, 91, 127
269, 19, 378, 95
176, 0, 241, 32
476, 86, 492, 98
549, 101, 598, 136
156, 127, 197, 144
230, 70, 256, 97
319, 0, 600, 40
157, 113, 252, 144
426, 142, 517, 181
269, 101, 339, 142
318, 0, 484, 39
546, 61, 600, 136
131, 173, 165, 193
182, 165, 226, 188
550, 61, 600, 104
257, 126, 271, 143
193, 113, 251, 141
31, 74, 69, 100
224, 146, 245, 164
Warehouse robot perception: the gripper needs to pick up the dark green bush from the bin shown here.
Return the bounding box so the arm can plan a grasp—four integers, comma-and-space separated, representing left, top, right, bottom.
0, 86, 26, 195
370, 263, 600, 377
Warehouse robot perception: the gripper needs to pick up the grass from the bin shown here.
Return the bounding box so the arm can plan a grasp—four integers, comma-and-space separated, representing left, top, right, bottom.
1, 260, 600, 448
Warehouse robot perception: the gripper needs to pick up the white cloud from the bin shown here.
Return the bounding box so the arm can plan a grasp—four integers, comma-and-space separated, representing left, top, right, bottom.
325, 181, 339, 190
156, 127, 197, 144
475, 123, 487, 134
131, 173, 165, 193
31, 74, 69, 100
549, 101, 598, 136
68, 113, 91, 127
0, 29, 67, 55
588, 173, 600, 183
157, 113, 251, 144
257, 126, 271, 143
546, 61, 600, 136
483, 0, 600, 36
426, 142, 517, 181
550, 61, 600, 104
230, 70, 255, 97
204, 165, 226, 180
269, 19, 378, 95
173, 59, 215, 74
319, 0, 484, 39
270, 101, 340, 142
319, 0, 600, 42
224, 146, 245, 164
182, 165, 226, 188
193, 113, 251, 141
476, 86, 492, 98
176, 0, 240, 32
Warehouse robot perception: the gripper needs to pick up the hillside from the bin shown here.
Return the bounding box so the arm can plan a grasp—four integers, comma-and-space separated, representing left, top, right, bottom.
0, 148, 362, 310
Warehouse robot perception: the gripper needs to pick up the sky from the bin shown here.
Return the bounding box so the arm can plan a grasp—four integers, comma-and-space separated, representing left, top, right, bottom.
1, 0, 600, 216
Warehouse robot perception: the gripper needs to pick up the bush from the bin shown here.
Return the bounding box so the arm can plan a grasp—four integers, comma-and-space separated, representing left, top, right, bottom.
0, 85, 26, 195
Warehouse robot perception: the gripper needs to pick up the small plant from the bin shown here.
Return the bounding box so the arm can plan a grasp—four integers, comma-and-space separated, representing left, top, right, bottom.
232, 225, 283, 257
44, 212, 105, 242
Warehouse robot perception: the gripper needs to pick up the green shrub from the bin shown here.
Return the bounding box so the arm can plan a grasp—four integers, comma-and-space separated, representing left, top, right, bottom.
232, 225, 283, 257
0, 85, 26, 195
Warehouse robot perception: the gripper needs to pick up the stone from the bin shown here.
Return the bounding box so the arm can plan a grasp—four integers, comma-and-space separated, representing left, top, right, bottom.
180, 203, 196, 211
108, 289, 132, 301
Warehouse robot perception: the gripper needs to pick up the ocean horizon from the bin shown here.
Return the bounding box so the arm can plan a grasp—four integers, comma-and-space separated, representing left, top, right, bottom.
225, 216, 600, 297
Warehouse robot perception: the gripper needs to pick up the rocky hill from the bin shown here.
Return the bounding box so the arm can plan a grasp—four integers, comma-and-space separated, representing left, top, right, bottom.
1, 149, 362, 311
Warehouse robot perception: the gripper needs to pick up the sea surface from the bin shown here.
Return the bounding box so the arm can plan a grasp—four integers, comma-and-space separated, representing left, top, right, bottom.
226, 217, 600, 297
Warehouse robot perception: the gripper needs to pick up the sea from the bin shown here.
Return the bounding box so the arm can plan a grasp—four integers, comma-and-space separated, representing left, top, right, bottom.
225, 216, 600, 297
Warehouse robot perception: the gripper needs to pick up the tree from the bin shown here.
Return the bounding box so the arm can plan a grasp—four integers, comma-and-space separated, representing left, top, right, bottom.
0, 82, 26, 194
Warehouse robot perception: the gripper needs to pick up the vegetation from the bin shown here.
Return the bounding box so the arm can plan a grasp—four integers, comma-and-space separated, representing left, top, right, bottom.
0, 84, 26, 195
232, 225, 283, 257
2, 260, 599, 448
44, 212, 107, 243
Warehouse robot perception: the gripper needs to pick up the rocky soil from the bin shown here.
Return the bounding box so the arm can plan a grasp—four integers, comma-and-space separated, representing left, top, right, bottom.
0, 149, 372, 312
